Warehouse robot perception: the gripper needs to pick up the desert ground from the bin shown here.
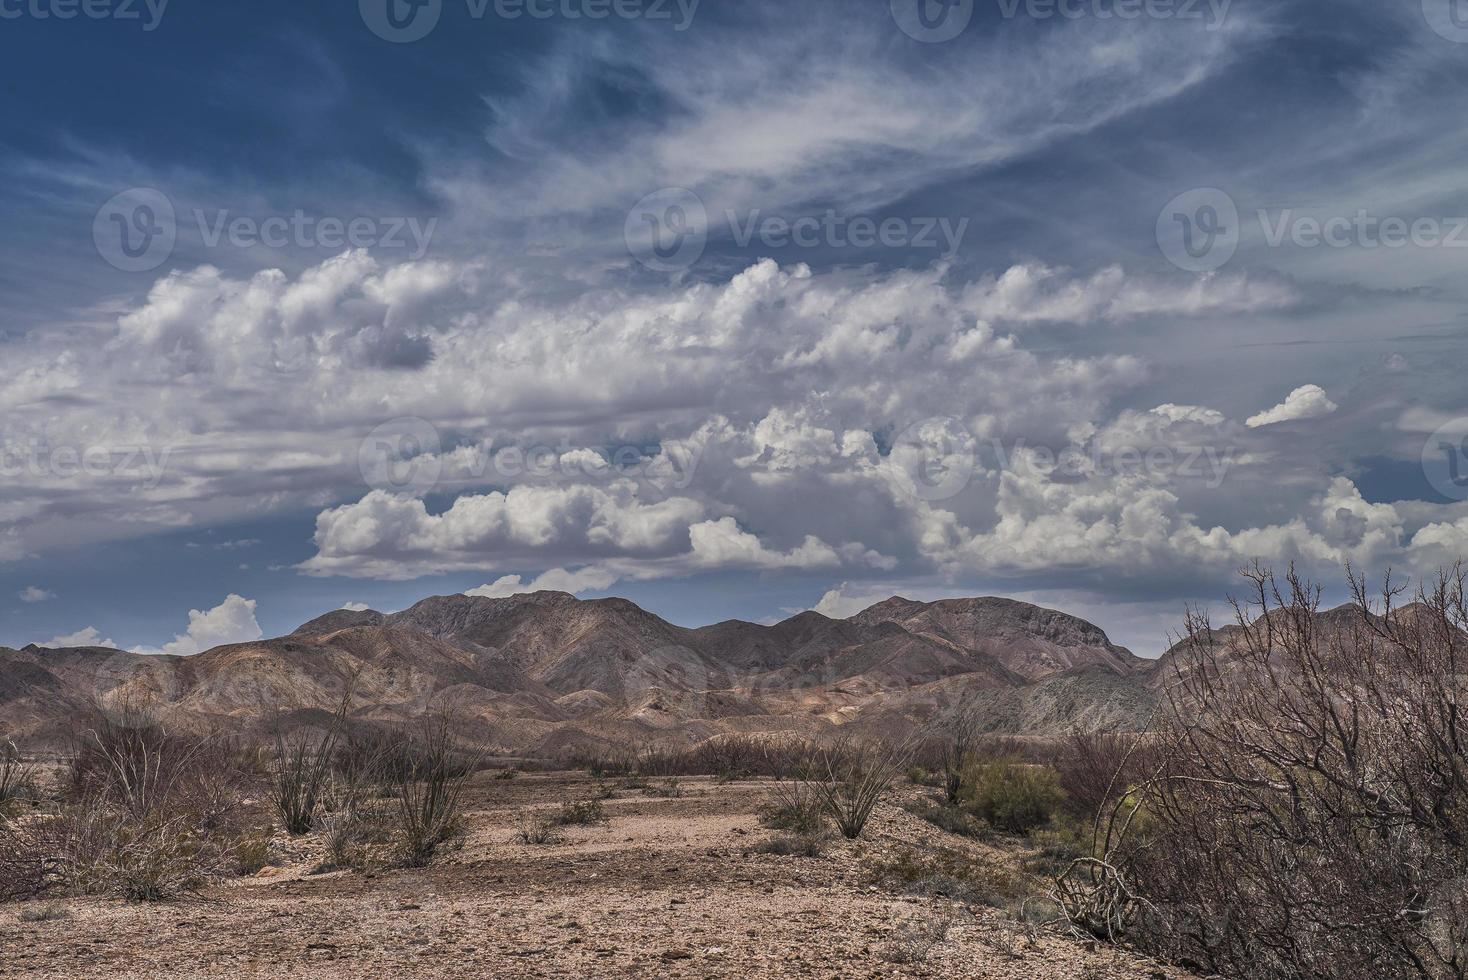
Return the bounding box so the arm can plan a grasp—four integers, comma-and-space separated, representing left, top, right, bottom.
0, 771, 1185, 979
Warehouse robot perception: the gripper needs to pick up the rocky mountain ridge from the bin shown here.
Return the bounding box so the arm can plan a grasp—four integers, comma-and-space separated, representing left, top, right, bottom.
1, 591, 1155, 751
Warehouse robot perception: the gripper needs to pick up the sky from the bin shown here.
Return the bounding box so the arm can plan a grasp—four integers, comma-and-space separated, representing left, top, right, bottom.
2, 0, 1468, 657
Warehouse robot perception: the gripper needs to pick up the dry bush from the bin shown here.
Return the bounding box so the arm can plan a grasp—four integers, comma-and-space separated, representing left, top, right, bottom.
882, 910, 958, 964
389, 713, 474, 867
931, 703, 983, 805
16, 902, 69, 923
0, 739, 34, 813
58, 801, 226, 900
313, 729, 394, 871
1, 703, 256, 903
59, 704, 250, 900
641, 777, 682, 798
0, 819, 60, 902
752, 832, 826, 857
1054, 732, 1146, 822
905, 800, 987, 838
269, 692, 352, 836
629, 735, 812, 780
514, 808, 560, 845
1057, 564, 1468, 980
759, 779, 827, 835
800, 736, 912, 840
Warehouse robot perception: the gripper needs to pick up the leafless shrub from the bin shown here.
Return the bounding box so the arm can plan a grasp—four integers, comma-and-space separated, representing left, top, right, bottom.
758, 779, 826, 835
0, 820, 60, 902
269, 691, 352, 835
642, 777, 682, 798
800, 736, 913, 840
3, 703, 254, 903
389, 713, 474, 867
1054, 732, 1148, 822
70, 703, 241, 826
882, 910, 958, 964
58, 799, 228, 900
752, 832, 826, 857
513, 807, 559, 845
54, 702, 252, 900
1056, 563, 1468, 980
930, 703, 983, 805
0, 739, 34, 813
619, 735, 812, 779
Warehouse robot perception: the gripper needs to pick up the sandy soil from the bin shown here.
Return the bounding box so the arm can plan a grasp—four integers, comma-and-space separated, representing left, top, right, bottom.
0, 773, 1184, 979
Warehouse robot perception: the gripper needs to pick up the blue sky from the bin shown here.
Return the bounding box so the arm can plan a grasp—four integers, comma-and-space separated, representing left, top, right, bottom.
3, 0, 1468, 656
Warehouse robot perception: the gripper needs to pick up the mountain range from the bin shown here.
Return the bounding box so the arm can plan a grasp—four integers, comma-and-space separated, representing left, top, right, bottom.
0, 591, 1166, 752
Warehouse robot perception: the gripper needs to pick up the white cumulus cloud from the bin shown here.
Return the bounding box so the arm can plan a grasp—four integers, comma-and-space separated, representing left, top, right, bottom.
129, 594, 263, 657
1246, 384, 1339, 428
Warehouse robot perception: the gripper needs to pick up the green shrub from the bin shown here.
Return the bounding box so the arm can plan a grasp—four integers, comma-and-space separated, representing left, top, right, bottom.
553, 799, 606, 826
866, 845, 1027, 908
905, 766, 942, 788
965, 759, 1062, 835
1021, 822, 1088, 877
907, 801, 986, 838
234, 833, 272, 876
